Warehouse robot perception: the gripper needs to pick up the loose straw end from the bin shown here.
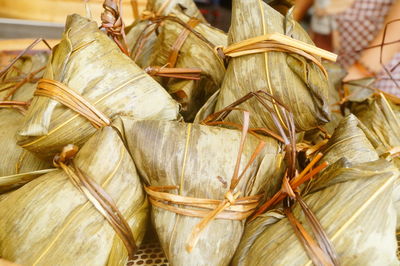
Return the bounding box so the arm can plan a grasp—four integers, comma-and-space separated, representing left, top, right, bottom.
185, 226, 201, 253
185, 236, 197, 253
185, 243, 194, 253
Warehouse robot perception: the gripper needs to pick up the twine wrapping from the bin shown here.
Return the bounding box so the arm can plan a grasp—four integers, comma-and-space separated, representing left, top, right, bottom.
53, 144, 137, 265
145, 186, 262, 220
0, 100, 28, 115
35, 79, 110, 129
132, 16, 217, 64
219, 33, 338, 78
144, 66, 201, 80
101, 0, 129, 56
167, 17, 201, 68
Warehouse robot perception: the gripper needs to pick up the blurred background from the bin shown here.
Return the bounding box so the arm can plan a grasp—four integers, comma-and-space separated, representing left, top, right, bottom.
0, 0, 233, 41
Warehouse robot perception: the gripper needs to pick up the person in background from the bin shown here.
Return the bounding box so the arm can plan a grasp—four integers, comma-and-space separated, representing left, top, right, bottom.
294, 0, 400, 96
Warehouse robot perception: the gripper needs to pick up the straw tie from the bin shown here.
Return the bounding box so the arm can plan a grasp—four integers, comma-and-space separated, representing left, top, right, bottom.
218, 33, 338, 78
132, 16, 202, 83
101, 0, 124, 36
0, 100, 28, 115
224, 191, 237, 204
0, 38, 50, 106
132, 15, 217, 64
147, 17, 201, 100
101, 0, 129, 55
0, 38, 51, 79
167, 17, 201, 68
132, 14, 209, 103
145, 186, 262, 220
53, 144, 137, 265
1, 65, 46, 101
145, 66, 201, 80
35, 79, 111, 129
385, 146, 400, 158
250, 153, 329, 221
0, 100, 28, 109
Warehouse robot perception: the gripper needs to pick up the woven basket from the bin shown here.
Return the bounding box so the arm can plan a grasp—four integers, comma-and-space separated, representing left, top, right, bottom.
131, 242, 169, 266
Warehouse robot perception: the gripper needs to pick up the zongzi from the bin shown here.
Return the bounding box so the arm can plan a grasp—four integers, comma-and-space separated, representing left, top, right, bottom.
0, 52, 49, 101
127, 0, 206, 68
348, 93, 400, 242
0, 52, 52, 192
113, 115, 284, 266
0, 126, 148, 265
214, 0, 333, 132
233, 159, 398, 265
0, 110, 52, 193
350, 93, 400, 164
232, 111, 398, 265
146, 11, 226, 121
17, 14, 179, 159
